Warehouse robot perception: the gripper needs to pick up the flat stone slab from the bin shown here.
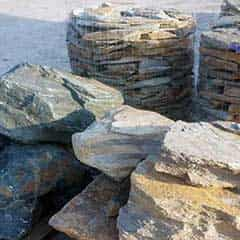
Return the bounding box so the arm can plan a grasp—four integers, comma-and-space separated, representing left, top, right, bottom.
49, 174, 129, 240
155, 121, 240, 188
72, 105, 174, 180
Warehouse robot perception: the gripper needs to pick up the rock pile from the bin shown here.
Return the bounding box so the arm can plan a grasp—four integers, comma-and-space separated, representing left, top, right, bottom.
198, 0, 240, 122
118, 121, 240, 240
0, 63, 123, 240
49, 106, 174, 239
49, 100, 240, 240
67, 4, 196, 119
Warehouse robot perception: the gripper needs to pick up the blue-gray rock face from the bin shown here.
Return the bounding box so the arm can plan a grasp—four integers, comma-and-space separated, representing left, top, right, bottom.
0, 63, 123, 144
0, 143, 85, 240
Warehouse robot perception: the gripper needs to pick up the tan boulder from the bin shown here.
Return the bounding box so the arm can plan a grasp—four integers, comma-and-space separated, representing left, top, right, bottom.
49, 174, 129, 240
118, 155, 240, 240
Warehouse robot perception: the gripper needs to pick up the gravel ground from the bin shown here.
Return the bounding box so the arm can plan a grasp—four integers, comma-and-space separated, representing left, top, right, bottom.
0, 0, 222, 75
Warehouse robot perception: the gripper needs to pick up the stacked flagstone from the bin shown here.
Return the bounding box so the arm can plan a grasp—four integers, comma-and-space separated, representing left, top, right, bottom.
67, 3, 196, 119
198, 0, 240, 122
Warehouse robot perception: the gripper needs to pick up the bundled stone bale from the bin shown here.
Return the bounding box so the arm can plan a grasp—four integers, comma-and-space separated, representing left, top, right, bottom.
118, 121, 240, 240
198, 1, 240, 122
67, 4, 196, 119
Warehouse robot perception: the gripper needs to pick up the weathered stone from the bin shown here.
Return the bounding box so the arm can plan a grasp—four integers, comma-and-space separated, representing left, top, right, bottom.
0, 144, 85, 240
118, 155, 240, 240
0, 63, 123, 143
72, 105, 174, 181
49, 174, 129, 240
155, 121, 240, 188
67, 4, 195, 120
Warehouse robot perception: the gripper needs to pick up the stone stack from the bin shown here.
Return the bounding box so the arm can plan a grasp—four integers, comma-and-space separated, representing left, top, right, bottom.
0, 63, 123, 240
67, 4, 196, 119
198, 0, 240, 122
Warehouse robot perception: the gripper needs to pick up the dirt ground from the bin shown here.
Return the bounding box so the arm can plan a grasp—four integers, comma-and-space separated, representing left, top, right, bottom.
0, 0, 222, 76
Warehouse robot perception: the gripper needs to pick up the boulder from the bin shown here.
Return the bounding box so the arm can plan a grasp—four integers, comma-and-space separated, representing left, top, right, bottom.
155, 121, 240, 188
0, 144, 85, 240
72, 105, 174, 181
118, 155, 240, 240
0, 63, 123, 144
49, 174, 129, 240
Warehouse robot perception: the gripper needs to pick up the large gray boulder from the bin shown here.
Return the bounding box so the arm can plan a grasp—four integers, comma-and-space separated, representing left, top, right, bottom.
0, 63, 123, 143
0, 143, 85, 240
72, 105, 174, 181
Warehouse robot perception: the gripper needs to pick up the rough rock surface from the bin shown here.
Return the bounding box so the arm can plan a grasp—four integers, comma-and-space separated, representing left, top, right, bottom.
0, 144, 85, 240
155, 121, 240, 188
49, 174, 129, 240
0, 63, 123, 143
118, 155, 240, 240
72, 105, 174, 181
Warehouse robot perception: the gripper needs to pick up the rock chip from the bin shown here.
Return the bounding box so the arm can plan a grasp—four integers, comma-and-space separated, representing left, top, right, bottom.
72, 105, 174, 181
0, 63, 123, 143
0, 144, 85, 240
49, 174, 129, 240
155, 121, 240, 188
118, 155, 240, 240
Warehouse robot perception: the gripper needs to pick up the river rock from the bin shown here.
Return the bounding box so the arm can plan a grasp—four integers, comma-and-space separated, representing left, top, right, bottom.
49, 174, 129, 240
155, 121, 240, 188
0, 144, 85, 240
0, 63, 123, 144
118, 155, 240, 240
72, 105, 174, 181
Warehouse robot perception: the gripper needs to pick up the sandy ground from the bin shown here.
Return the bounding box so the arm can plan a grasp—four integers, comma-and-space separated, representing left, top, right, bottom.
0, 0, 222, 76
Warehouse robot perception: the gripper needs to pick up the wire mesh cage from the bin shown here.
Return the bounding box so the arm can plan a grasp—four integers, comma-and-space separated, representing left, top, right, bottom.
66, 3, 196, 120
198, 0, 240, 122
